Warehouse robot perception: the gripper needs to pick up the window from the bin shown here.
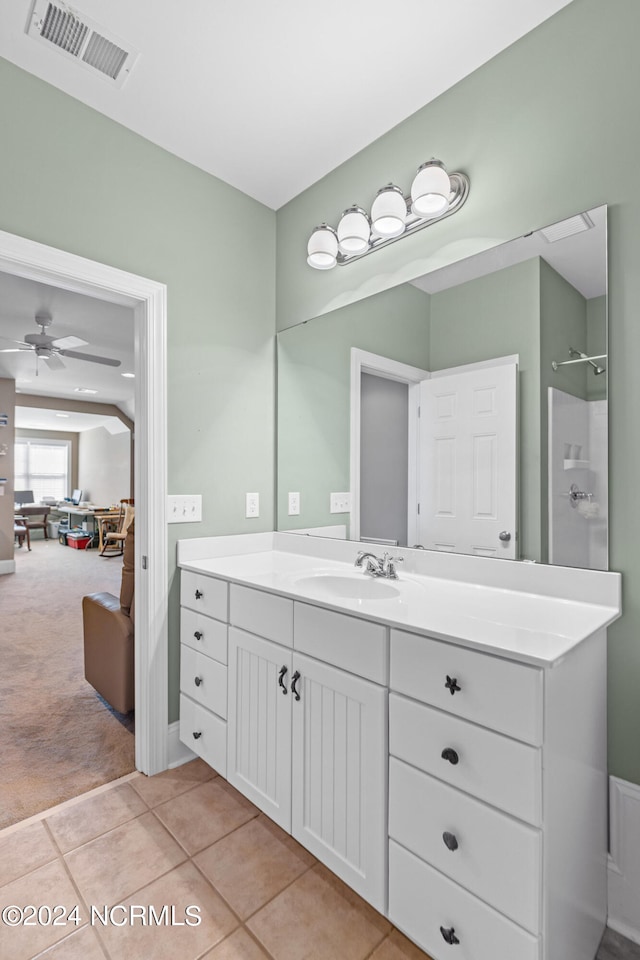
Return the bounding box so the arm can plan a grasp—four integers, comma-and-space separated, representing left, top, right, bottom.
14, 438, 71, 503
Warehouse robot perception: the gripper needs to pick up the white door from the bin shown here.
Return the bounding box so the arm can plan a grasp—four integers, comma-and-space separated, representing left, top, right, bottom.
227, 627, 292, 830
418, 363, 517, 558
291, 652, 387, 913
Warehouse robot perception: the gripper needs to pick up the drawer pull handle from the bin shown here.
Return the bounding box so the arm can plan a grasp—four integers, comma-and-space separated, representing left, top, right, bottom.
192, 731, 202, 740
195, 589, 203, 600
442, 831, 459, 852
445, 675, 461, 695
278, 665, 288, 695
194, 676, 203, 687
441, 747, 459, 765
440, 926, 460, 946
194, 631, 203, 641
291, 670, 301, 701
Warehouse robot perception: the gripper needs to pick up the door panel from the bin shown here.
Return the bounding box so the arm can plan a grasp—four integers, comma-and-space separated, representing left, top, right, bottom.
227, 627, 292, 830
419, 363, 517, 557
291, 652, 387, 913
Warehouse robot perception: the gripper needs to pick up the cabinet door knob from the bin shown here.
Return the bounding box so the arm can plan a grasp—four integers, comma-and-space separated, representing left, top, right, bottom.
278, 665, 288, 695
194, 676, 203, 687
195, 589, 203, 600
441, 747, 459, 765
291, 670, 301, 701
194, 631, 203, 641
192, 731, 202, 740
443, 831, 459, 851
445, 675, 461, 695
440, 926, 460, 945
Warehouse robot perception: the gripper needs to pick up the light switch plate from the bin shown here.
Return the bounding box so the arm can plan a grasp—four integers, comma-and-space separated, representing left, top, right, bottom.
246, 492, 260, 518
167, 494, 202, 523
288, 492, 300, 516
330, 492, 351, 514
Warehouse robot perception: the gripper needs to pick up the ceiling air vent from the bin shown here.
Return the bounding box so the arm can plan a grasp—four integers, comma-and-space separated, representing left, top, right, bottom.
27, 0, 139, 88
537, 212, 594, 244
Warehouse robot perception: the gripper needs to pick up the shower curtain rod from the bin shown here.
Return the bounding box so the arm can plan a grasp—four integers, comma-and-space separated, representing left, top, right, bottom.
551, 353, 607, 372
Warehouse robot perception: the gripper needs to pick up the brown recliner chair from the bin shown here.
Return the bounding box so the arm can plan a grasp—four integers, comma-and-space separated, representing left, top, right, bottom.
82, 519, 135, 713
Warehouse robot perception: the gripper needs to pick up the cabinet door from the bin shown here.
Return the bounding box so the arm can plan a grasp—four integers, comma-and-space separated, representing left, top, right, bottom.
291, 652, 387, 913
227, 627, 292, 830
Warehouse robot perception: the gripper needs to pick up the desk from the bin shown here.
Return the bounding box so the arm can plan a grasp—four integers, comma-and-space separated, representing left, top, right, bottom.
54, 506, 112, 536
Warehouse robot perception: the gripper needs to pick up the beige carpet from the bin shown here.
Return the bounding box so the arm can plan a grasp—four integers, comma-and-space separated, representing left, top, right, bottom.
0, 536, 135, 829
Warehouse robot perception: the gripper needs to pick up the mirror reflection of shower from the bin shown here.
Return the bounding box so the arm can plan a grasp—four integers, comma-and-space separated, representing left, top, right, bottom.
549, 338, 607, 570
552, 346, 607, 376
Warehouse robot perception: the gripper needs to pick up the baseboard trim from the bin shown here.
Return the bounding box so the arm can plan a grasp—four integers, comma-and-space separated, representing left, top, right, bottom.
167, 720, 196, 769
0, 559, 16, 575
608, 776, 640, 945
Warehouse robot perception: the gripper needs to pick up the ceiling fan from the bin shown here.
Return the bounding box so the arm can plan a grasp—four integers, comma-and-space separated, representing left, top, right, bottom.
0, 313, 121, 373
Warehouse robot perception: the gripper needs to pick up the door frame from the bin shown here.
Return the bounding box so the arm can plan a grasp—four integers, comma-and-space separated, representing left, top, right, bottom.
0, 228, 168, 776
350, 348, 430, 545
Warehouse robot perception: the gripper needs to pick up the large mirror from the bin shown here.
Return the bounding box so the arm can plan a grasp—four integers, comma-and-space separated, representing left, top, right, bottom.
277, 206, 607, 570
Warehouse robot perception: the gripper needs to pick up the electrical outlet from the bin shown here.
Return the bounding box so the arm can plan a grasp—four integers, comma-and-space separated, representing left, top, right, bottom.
288, 492, 300, 516
330, 492, 351, 514
246, 492, 260, 518
167, 494, 202, 523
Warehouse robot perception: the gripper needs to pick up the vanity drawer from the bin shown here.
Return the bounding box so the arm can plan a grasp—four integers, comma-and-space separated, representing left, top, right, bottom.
389, 693, 541, 825
390, 629, 543, 745
229, 584, 293, 647
180, 645, 228, 719
389, 757, 541, 933
181, 570, 228, 621
181, 608, 228, 664
179, 694, 227, 778
389, 840, 540, 960
294, 602, 387, 684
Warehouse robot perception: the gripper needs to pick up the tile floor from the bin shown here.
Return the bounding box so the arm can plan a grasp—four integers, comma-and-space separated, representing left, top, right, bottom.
0, 758, 637, 960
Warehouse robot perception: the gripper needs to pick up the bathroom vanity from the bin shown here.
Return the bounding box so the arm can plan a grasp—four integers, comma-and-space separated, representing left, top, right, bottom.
177, 532, 621, 960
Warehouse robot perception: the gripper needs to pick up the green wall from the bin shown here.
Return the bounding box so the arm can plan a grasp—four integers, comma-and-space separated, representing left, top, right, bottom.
276, 0, 640, 784
0, 57, 276, 724
277, 284, 429, 532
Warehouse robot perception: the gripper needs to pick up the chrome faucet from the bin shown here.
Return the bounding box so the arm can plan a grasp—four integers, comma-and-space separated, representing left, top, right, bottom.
355, 550, 404, 579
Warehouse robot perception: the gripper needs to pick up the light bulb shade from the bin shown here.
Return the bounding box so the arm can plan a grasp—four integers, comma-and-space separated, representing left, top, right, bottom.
371, 185, 406, 238
337, 207, 370, 255
411, 160, 451, 217
307, 225, 338, 269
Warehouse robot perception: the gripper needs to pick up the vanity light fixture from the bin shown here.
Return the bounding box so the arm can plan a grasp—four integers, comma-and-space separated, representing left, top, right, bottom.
306, 158, 470, 269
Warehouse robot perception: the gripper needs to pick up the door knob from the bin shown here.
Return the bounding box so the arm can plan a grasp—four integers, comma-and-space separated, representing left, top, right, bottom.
499, 531, 511, 542
441, 747, 459, 765
194, 676, 203, 687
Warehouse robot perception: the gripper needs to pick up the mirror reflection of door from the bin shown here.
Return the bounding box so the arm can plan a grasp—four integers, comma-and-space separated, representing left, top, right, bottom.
418, 361, 518, 558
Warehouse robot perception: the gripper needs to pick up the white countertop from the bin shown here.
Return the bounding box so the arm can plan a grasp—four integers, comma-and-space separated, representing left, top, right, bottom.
178, 535, 621, 667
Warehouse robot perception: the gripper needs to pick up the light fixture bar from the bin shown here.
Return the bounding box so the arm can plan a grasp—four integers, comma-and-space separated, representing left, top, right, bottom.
306, 161, 470, 270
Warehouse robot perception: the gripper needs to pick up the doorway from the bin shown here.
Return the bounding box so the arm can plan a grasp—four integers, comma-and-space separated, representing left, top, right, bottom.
0, 227, 168, 779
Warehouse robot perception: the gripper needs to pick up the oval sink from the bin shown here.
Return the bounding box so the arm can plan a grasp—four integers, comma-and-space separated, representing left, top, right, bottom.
293, 574, 401, 600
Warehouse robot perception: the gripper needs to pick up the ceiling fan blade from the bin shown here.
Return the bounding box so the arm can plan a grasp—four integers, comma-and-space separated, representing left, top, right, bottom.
59, 350, 121, 367
0, 336, 32, 347
52, 336, 89, 350
45, 354, 66, 371
0, 347, 32, 353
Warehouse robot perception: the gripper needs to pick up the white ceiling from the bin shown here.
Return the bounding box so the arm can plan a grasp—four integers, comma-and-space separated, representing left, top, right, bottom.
15, 407, 129, 433
412, 206, 607, 298
0, 270, 135, 410
0, 0, 575, 209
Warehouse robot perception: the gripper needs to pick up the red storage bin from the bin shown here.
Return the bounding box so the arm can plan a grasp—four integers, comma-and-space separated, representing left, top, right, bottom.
68, 535, 91, 550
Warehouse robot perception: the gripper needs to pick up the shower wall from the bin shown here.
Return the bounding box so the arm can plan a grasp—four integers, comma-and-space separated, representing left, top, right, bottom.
548, 387, 608, 570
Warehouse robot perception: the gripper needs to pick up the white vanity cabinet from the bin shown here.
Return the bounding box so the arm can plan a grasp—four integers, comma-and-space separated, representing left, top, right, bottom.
388, 627, 608, 960
178, 546, 614, 960
179, 570, 229, 776
184, 578, 388, 914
